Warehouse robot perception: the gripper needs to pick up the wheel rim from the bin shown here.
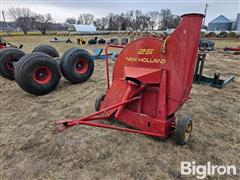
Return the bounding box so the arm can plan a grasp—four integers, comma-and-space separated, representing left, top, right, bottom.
75, 59, 88, 74
6, 57, 17, 71
33, 66, 52, 84
184, 123, 192, 142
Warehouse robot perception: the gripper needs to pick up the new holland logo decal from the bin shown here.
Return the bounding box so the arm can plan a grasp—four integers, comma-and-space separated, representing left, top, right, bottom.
126, 49, 166, 64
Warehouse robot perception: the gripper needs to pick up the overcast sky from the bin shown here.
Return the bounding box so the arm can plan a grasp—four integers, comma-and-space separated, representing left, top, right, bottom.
0, 0, 239, 24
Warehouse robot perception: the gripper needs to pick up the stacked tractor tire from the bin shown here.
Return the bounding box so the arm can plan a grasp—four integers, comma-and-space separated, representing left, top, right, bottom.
0, 45, 94, 95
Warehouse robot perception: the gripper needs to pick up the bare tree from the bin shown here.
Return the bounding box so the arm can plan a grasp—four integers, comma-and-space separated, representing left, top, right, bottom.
107, 13, 123, 30
93, 18, 101, 30
105, 10, 152, 31
159, 9, 180, 30
149, 21, 155, 30
65, 17, 77, 24
77, 13, 94, 25
107, 14, 116, 30
167, 15, 180, 29
34, 13, 52, 35
160, 9, 171, 30
93, 9, 180, 31
126, 10, 150, 30
136, 15, 150, 30
93, 17, 108, 30
8, 7, 34, 35
101, 17, 108, 30
148, 11, 161, 30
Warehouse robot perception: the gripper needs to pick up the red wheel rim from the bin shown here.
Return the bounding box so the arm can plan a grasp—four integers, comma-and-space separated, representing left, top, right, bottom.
33, 66, 52, 84
75, 59, 88, 74
6, 57, 16, 71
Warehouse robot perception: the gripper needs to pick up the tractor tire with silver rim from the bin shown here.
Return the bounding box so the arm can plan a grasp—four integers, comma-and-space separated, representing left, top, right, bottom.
175, 116, 192, 145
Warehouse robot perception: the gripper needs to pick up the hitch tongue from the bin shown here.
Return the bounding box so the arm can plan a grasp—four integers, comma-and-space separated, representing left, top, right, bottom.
53, 124, 68, 134
53, 119, 73, 134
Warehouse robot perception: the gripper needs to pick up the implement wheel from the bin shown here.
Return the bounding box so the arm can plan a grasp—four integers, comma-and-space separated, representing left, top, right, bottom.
14, 52, 61, 95
0, 48, 25, 80
175, 117, 192, 145
32, 44, 59, 57
95, 94, 105, 111
60, 48, 94, 83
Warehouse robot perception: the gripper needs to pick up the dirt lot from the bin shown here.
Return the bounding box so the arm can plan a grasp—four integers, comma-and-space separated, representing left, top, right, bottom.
0, 36, 239, 180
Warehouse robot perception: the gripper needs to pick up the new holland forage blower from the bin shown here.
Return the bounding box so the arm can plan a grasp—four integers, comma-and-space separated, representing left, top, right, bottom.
54, 13, 204, 145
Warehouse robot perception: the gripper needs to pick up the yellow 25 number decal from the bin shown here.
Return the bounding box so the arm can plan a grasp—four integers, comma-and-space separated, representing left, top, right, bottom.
137, 49, 154, 55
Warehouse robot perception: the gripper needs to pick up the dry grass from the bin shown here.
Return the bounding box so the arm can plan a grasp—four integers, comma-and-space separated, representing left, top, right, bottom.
212, 38, 240, 48
0, 35, 239, 180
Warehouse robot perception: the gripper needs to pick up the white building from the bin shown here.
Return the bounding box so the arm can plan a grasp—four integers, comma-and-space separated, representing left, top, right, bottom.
68, 24, 96, 34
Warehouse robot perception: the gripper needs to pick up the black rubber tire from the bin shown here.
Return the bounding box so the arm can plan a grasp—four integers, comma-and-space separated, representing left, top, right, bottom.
60, 48, 94, 83
95, 94, 105, 111
0, 48, 25, 80
59, 48, 77, 71
98, 39, 106, 44
0, 48, 5, 76
202, 43, 208, 48
175, 116, 193, 145
32, 44, 59, 57
88, 39, 97, 45
14, 52, 61, 95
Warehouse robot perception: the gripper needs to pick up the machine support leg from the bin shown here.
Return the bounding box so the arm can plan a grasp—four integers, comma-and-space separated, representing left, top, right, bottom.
213, 72, 220, 84
194, 54, 201, 82
198, 56, 205, 83
194, 53, 206, 83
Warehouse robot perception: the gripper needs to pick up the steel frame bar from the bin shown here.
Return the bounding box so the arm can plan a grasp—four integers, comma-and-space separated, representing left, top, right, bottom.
54, 96, 140, 133
105, 45, 125, 89
72, 120, 166, 137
